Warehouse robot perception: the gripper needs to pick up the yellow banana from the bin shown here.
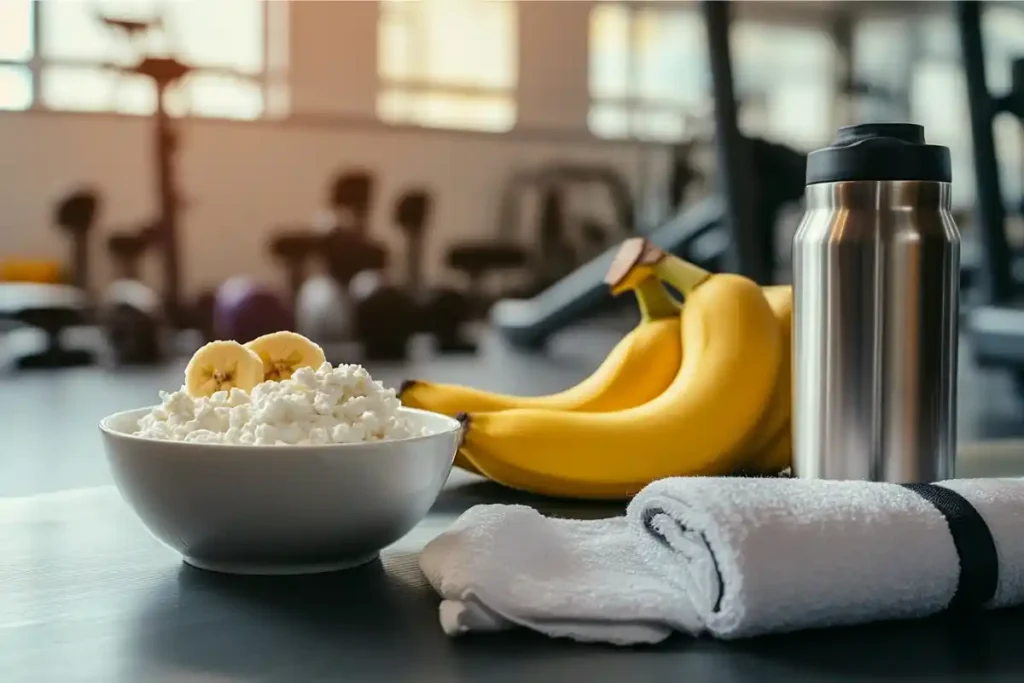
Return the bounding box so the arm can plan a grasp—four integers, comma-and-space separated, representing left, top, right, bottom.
461, 443, 643, 500
750, 422, 793, 476
610, 246, 794, 475
731, 284, 793, 474
401, 277, 681, 414
459, 241, 781, 499
402, 276, 682, 475
463, 421, 792, 498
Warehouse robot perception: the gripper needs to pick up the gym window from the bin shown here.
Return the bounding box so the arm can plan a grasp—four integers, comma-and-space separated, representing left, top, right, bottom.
587, 2, 835, 149
588, 3, 709, 142
377, 0, 518, 133
0, 0, 33, 111
0, 0, 288, 120
730, 22, 835, 150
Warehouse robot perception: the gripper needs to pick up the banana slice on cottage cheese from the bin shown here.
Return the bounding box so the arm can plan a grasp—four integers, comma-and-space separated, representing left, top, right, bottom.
184, 340, 265, 397
245, 331, 327, 382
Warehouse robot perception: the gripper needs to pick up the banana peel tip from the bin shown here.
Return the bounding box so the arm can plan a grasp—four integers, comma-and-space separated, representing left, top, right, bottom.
455, 412, 470, 448
604, 238, 666, 295
398, 379, 418, 399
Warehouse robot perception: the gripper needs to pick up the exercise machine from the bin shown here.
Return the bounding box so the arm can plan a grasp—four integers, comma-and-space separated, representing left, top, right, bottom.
100, 229, 164, 366
350, 190, 425, 361
444, 162, 637, 312
102, 14, 191, 327
491, 1, 806, 349
0, 189, 102, 369
55, 188, 101, 298
491, 196, 725, 349
492, 134, 806, 349
956, 0, 1024, 394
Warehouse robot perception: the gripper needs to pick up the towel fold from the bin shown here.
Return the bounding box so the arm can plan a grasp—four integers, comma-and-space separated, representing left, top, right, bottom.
418, 504, 701, 644
630, 477, 1024, 639
419, 477, 1024, 645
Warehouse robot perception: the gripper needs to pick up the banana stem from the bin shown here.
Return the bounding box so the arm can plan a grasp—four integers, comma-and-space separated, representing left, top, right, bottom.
634, 277, 681, 321
654, 257, 711, 296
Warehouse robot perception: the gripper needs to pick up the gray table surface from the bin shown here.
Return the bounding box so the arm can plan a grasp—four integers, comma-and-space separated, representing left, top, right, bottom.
3, 461, 1024, 683
4, 327, 1024, 682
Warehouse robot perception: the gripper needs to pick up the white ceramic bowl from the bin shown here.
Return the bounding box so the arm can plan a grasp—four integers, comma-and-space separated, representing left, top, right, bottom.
99, 407, 461, 575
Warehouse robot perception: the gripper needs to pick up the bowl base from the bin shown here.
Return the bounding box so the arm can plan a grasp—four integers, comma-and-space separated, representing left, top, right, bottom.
183, 552, 380, 576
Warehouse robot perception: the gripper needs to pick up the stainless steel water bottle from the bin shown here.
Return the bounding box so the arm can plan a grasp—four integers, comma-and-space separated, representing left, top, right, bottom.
792, 123, 960, 483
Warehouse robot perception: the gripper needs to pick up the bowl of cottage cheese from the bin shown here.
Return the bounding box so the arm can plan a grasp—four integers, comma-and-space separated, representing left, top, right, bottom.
99, 333, 462, 575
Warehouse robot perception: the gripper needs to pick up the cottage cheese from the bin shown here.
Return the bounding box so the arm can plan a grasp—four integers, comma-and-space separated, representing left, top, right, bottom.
134, 363, 425, 445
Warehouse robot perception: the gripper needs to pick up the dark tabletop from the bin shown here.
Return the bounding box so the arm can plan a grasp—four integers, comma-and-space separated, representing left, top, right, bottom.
3, 468, 1024, 683
4, 326, 1024, 682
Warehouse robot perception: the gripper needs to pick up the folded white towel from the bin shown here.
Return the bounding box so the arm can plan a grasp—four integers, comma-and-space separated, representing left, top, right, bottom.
419, 504, 701, 645
420, 477, 1024, 645
631, 477, 1024, 639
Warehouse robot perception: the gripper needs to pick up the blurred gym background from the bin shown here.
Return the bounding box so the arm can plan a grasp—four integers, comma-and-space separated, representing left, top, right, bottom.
3, 0, 1024, 479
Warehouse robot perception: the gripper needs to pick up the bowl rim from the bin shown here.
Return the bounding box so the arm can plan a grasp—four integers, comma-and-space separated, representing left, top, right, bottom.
99, 405, 463, 452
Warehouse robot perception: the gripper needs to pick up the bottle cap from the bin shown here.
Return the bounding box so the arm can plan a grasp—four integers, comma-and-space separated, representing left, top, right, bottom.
806, 123, 951, 185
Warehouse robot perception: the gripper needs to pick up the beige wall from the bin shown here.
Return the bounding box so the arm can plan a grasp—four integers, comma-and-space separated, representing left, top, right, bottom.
0, 0, 664, 298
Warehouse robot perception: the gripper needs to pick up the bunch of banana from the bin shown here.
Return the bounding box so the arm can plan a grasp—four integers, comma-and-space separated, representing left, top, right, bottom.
731, 284, 793, 476
401, 277, 682, 414
401, 274, 683, 473
184, 331, 327, 397
453, 239, 786, 499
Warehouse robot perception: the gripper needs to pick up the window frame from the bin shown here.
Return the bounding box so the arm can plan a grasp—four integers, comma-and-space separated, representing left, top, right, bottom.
587, 1, 708, 142
588, 1, 840, 146
376, 0, 519, 133
0, 0, 285, 120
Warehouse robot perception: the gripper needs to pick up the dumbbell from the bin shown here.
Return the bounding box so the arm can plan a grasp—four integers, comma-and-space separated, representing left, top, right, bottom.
349, 269, 419, 361
213, 276, 295, 345
422, 288, 476, 353
324, 233, 419, 361
296, 272, 353, 347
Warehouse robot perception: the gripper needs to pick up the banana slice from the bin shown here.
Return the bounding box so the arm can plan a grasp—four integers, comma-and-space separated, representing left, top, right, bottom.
245, 331, 327, 382
185, 340, 265, 397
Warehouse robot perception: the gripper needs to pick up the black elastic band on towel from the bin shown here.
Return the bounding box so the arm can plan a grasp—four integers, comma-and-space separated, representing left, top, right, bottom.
901, 483, 999, 610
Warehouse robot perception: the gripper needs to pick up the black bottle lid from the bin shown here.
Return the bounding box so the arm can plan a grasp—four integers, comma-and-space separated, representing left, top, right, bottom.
805, 123, 951, 185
